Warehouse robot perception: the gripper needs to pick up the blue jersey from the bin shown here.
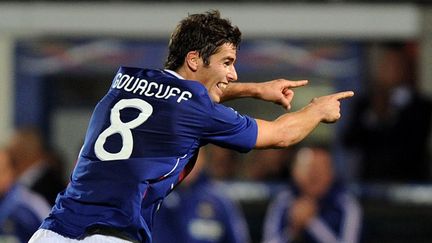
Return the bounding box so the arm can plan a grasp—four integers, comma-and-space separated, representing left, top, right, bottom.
152, 173, 250, 243
262, 183, 362, 243
40, 67, 258, 243
0, 185, 51, 243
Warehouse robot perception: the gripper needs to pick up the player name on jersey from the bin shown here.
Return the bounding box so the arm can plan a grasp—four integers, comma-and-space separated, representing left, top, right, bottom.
112, 72, 193, 103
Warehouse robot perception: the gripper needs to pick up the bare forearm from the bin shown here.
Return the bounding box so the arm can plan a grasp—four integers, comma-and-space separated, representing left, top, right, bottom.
220, 83, 259, 102
255, 104, 322, 149
254, 91, 353, 149
276, 105, 322, 147
221, 80, 308, 111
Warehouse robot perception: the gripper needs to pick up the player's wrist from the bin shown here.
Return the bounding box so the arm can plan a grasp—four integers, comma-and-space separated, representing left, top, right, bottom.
302, 102, 326, 123
253, 82, 267, 99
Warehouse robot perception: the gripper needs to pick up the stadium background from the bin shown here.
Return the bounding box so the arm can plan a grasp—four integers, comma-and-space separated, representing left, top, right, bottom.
1, 1, 432, 242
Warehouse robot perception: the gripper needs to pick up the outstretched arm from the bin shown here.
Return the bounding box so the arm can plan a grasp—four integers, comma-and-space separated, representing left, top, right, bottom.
220, 79, 308, 110
255, 91, 354, 149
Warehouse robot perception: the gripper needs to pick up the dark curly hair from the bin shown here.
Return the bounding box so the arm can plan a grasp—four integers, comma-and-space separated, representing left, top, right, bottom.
164, 10, 242, 71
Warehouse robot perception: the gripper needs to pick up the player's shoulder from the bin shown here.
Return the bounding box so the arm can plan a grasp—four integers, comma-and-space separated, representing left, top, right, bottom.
112, 66, 212, 104
116, 66, 205, 90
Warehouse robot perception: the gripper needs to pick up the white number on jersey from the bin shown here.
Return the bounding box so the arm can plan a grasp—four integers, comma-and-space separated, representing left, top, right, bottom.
95, 98, 153, 161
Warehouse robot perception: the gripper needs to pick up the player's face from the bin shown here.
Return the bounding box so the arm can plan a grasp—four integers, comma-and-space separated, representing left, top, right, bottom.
197, 43, 238, 102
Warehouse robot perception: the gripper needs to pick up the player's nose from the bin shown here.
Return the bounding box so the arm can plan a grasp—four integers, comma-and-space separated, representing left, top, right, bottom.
227, 66, 238, 82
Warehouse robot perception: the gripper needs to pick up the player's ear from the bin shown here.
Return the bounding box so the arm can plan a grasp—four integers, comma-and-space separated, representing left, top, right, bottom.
185, 51, 199, 72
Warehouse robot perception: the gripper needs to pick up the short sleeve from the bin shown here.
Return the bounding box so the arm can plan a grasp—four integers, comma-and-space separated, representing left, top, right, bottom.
200, 103, 257, 153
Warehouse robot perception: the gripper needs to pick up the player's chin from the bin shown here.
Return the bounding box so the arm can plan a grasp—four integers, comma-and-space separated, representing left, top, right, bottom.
209, 92, 222, 103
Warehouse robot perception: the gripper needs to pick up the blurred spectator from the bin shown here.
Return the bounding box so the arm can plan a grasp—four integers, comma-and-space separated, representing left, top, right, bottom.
152, 146, 251, 243
7, 127, 67, 205
342, 43, 432, 182
0, 147, 51, 243
262, 146, 362, 243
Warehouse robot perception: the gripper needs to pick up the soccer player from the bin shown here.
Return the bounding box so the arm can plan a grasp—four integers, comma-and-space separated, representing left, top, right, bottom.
29, 10, 353, 243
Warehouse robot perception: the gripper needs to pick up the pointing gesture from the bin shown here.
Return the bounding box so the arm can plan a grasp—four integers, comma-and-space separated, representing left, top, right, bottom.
257, 79, 309, 110
310, 91, 355, 123
220, 79, 309, 109
332, 91, 355, 100
255, 89, 355, 149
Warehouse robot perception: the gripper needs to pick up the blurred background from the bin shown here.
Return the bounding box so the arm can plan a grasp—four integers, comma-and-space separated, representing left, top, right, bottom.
1, 1, 432, 242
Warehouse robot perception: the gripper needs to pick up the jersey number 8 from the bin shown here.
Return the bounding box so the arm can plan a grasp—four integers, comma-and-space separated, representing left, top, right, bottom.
95, 98, 153, 161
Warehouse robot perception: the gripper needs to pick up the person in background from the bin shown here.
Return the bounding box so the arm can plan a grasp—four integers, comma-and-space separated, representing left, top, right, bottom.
262, 145, 362, 243
7, 127, 67, 205
0, 148, 51, 243
152, 146, 250, 243
342, 43, 432, 182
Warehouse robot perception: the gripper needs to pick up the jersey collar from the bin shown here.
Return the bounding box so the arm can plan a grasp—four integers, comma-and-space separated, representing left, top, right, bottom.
164, 69, 185, 80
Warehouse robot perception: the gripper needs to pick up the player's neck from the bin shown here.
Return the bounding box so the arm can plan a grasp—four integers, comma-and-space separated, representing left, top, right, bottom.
176, 66, 200, 83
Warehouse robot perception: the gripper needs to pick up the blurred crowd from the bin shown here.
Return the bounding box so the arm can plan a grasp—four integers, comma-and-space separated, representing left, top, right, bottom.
342, 43, 432, 183
1, 42, 431, 243
0, 127, 67, 242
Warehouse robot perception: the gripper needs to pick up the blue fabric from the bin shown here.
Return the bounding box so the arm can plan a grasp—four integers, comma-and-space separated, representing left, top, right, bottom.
152, 174, 250, 243
0, 185, 49, 243
41, 67, 257, 243
263, 182, 359, 243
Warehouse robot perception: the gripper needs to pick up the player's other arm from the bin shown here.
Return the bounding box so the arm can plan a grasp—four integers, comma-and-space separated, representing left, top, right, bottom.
220, 80, 308, 110
254, 91, 354, 149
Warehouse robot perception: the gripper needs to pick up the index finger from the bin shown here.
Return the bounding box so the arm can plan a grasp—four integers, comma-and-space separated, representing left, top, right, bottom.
283, 80, 309, 89
331, 91, 355, 100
